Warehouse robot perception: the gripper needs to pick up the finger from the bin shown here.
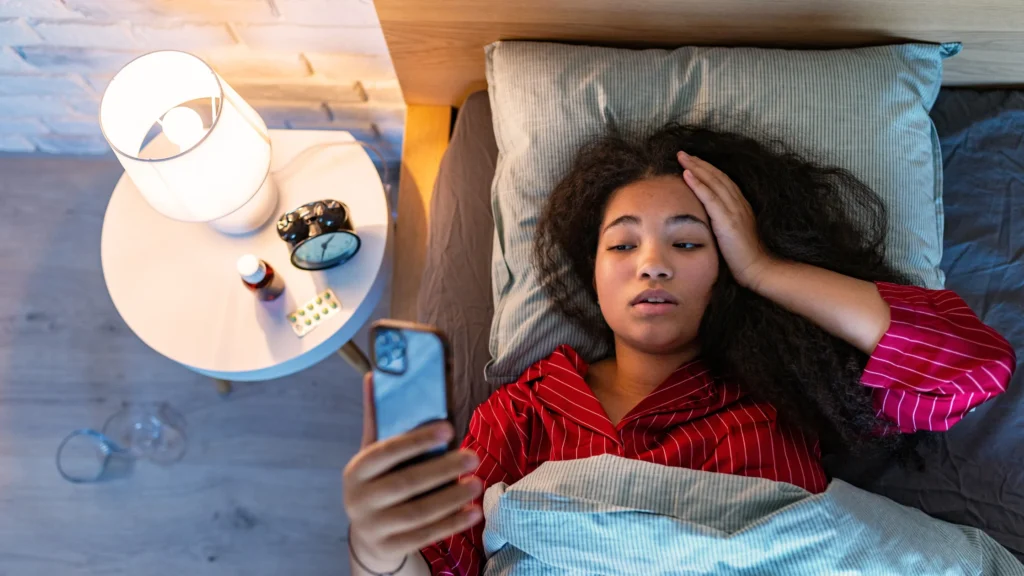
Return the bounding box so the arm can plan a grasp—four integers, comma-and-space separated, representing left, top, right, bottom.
678, 152, 747, 211
351, 421, 454, 483
691, 162, 752, 218
375, 505, 483, 559
677, 151, 733, 196
682, 169, 730, 220
370, 448, 479, 510
361, 373, 376, 448
378, 476, 484, 535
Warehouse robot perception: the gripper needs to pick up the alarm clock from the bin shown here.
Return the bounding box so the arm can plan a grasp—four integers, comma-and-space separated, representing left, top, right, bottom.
276, 199, 361, 270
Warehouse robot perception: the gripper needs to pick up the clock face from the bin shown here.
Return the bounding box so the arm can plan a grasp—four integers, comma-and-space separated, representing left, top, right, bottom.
292, 231, 361, 270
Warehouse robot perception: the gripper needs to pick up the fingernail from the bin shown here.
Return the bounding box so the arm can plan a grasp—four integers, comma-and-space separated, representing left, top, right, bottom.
677, 151, 688, 158
435, 423, 453, 440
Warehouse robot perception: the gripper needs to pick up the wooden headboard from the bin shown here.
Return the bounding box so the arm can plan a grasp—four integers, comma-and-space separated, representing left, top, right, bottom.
376, 0, 1024, 107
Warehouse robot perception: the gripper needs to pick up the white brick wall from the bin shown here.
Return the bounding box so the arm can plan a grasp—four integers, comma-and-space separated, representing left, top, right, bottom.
0, 74, 93, 95
0, 0, 404, 156
234, 24, 388, 54
303, 53, 395, 82
0, 95, 72, 116
0, 17, 39, 45
33, 20, 136, 49
133, 24, 237, 51
202, 48, 313, 78
0, 0, 80, 19
64, 0, 279, 24
0, 117, 47, 134
0, 133, 33, 151
275, 0, 382, 27
0, 45, 33, 71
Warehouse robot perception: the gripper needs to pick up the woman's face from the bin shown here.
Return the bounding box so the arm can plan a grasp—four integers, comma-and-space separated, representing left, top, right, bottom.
595, 175, 719, 354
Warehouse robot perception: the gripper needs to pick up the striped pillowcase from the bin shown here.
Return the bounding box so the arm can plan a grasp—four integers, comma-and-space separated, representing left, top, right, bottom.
484, 40, 960, 384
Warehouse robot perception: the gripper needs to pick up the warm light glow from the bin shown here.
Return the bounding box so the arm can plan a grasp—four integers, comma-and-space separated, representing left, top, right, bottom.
98, 51, 273, 225
160, 106, 205, 151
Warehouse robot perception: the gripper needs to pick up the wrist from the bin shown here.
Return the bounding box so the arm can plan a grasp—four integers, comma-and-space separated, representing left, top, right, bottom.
349, 527, 408, 574
738, 255, 782, 292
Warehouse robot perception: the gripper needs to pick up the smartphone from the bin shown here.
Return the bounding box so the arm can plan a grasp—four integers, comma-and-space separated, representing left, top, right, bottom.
370, 320, 456, 478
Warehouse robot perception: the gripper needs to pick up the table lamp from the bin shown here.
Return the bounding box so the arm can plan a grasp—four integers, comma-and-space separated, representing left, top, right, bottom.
99, 50, 277, 235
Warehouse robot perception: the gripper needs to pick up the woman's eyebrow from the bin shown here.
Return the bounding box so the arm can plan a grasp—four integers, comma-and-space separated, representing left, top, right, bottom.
601, 214, 640, 234
667, 214, 710, 230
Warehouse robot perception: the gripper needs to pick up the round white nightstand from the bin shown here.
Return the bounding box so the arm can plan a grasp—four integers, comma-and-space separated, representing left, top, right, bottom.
101, 130, 391, 392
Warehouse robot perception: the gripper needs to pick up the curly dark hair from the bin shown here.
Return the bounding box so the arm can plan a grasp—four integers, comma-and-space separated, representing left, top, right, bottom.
535, 122, 932, 461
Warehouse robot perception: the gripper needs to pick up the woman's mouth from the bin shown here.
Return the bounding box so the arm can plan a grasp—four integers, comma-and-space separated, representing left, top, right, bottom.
633, 302, 677, 315
630, 289, 679, 315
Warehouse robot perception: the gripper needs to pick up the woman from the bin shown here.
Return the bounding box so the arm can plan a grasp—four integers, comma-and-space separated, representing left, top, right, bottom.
343, 124, 1016, 576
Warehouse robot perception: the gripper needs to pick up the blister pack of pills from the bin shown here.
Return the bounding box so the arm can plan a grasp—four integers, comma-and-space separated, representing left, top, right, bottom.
288, 289, 341, 337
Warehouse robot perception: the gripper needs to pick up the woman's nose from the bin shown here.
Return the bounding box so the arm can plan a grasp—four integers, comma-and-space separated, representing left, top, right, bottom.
638, 249, 673, 280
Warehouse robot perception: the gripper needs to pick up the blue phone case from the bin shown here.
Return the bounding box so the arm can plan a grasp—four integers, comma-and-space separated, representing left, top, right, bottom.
371, 321, 454, 473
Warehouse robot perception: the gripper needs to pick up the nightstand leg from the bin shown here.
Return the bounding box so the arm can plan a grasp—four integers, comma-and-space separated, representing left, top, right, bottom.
214, 379, 232, 396
337, 341, 371, 375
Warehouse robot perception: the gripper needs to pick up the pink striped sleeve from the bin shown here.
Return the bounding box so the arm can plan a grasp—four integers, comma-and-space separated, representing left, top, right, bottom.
420, 386, 529, 575
862, 281, 1017, 433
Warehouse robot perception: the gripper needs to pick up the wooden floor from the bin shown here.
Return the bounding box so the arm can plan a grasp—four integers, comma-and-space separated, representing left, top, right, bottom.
0, 154, 380, 576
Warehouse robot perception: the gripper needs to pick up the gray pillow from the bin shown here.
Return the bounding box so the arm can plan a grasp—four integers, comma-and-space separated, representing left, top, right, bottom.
485, 40, 960, 384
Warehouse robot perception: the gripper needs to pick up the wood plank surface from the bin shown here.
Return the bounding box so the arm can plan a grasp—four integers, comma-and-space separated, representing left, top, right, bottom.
0, 154, 377, 576
390, 105, 452, 322
375, 0, 1024, 105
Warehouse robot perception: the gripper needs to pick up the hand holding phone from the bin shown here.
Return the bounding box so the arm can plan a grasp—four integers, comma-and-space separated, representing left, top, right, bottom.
342, 321, 484, 572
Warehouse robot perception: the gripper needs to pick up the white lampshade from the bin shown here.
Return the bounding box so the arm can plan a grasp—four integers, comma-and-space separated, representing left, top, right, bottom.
99, 51, 276, 232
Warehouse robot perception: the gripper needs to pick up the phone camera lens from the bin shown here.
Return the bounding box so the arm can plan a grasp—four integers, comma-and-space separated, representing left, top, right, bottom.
374, 328, 407, 373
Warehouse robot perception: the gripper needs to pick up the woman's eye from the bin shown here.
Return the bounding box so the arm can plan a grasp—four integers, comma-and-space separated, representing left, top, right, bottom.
674, 242, 702, 250
608, 244, 635, 251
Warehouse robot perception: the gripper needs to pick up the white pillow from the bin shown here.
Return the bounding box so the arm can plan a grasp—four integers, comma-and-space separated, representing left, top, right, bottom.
484, 40, 960, 383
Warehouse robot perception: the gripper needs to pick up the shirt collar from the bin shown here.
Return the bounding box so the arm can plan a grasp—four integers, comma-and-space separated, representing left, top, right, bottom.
525, 345, 717, 442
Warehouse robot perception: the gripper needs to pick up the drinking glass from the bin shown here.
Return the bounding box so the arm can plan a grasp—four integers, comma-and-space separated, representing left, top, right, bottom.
56, 429, 134, 483
101, 402, 188, 464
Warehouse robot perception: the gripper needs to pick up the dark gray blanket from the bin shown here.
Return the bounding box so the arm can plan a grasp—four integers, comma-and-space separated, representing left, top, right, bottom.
828, 90, 1024, 559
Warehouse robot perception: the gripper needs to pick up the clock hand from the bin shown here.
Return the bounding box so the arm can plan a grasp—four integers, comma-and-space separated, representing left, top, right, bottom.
320, 235, 335, 260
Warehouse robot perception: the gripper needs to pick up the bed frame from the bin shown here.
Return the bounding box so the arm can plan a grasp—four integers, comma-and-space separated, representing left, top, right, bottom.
378, 0, 1024, 319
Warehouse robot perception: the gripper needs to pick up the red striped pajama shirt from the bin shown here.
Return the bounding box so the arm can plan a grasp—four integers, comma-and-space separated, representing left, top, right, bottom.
420, 281, 1016, 576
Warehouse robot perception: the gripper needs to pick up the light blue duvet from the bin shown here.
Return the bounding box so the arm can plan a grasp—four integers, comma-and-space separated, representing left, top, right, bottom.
481, 454, 1023, 575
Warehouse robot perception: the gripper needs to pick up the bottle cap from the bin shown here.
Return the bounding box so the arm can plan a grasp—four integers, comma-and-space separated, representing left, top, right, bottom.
237, 254, 266, 284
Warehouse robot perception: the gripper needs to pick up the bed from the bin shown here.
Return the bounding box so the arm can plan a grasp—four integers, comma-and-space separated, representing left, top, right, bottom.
373, 0, 1024, 562
414, 88, 1024, 558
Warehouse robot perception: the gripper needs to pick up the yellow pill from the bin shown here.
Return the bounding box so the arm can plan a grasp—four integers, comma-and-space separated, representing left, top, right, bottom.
313, 313, 321, 320
316, 297, 322, 304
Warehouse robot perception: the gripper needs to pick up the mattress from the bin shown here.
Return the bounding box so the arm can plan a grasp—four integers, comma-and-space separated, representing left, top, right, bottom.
417, 89, 1024, 558
416, 92, 499, 443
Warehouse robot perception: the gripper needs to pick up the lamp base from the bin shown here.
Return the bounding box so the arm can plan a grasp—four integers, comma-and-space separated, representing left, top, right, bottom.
209, 173, 279, 235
